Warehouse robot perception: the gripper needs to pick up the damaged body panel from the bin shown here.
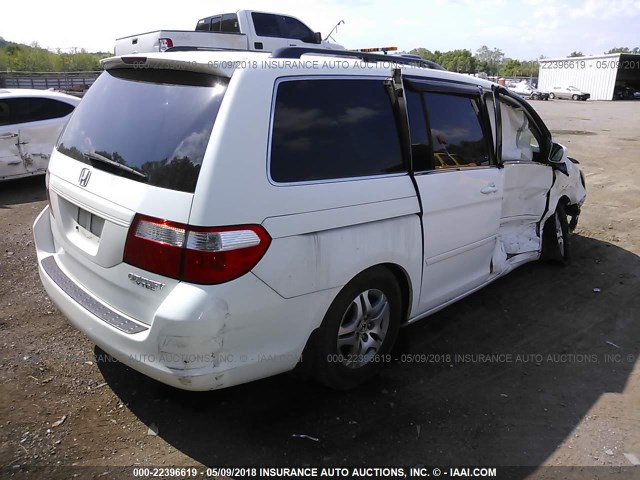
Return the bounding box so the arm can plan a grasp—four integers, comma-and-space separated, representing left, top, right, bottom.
489, 88, 585, 269
0, 89, 80, 181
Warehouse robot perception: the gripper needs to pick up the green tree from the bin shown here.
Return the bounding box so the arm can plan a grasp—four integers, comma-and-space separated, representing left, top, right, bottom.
568, 51, 584, 57
408, 47, 438, 62
606, 47, 640, 54
500, 58, 522, 76
0, 40, 107, 72
409, 48, 476, 72
475, 45, 504, 75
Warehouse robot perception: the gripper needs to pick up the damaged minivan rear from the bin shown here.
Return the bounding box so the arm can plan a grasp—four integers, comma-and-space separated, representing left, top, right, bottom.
34, 50, 586, 391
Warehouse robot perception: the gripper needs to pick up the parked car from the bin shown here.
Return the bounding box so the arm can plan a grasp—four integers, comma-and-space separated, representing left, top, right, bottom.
33, 48, 586, 391
548, 86, 590, 101
506, 82, 549, 100
0, 89, 80, 181
614, 85, 640, 100
114, 10, 344, 55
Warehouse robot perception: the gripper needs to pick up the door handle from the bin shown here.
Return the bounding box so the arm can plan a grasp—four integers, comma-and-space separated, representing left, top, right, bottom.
0, 133, 18, 139
480, 183, 498, 194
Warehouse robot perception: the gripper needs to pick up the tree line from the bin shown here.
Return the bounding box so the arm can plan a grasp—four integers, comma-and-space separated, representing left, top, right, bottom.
0, 37, 110, 72
409, 45, 640, 76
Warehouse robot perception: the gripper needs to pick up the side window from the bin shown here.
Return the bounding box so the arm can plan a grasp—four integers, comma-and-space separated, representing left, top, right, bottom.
422, 92, 491, 169
209, 15, 222, 32
195, 18, 210, 32
252, 13, 281, 37
0, 100, 13, 126
279, 16, 313, 41
270, 79, 405, 183
220, 14, 239, 33
500, 100, 542, 162
405, 89, 431, 171
2, 98, 74, 125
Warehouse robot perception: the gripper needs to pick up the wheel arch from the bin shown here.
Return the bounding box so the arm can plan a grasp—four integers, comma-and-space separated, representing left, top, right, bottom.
327, 262, 413, 325
377, 262, 413, 325
293, 261, 412, 382
543, 194, 571, 234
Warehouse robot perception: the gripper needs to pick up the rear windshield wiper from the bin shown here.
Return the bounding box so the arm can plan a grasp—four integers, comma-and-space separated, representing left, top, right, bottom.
83, 151, 148, 181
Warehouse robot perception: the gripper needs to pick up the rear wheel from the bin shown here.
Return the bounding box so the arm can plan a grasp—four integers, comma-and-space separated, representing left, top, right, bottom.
542, 202, 570, 264
549, 92, 556, 99
313, 267, 402, 390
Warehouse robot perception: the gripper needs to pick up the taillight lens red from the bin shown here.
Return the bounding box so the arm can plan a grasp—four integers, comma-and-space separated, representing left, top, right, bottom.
123, 215, 271, 285
159, 38, 173, 52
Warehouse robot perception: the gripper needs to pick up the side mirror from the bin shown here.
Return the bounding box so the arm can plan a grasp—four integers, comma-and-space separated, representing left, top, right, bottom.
549, 142, 569, 175
549, 142, 564, 163
313, 32, 322, 44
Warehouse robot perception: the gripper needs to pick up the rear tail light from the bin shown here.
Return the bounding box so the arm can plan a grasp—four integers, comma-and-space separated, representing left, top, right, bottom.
123, 215, 271, 285
159, 38, 173, 52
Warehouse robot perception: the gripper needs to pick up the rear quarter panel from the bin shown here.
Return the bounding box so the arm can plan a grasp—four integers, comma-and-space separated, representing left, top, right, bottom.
188, 67, 423, 317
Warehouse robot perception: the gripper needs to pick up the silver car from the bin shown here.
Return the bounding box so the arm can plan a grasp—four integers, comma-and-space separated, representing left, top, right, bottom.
548, 86, 590, 101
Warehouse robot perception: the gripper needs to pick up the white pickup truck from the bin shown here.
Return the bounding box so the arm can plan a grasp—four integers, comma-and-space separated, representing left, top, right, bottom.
114, 10, 344, 55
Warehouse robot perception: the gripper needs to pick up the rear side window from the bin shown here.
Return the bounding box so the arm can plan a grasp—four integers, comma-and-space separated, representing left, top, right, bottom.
0, 97, 74, 126
220, 13, 240, 33
57, 69, 227, 193
195, 18, 210, 31
270, 79, 405, 183
423, 92, 490, 169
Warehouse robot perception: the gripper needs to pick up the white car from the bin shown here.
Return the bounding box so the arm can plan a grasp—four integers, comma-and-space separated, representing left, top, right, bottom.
33, 49, 586, 391
0, 89, 80, 181
506, 82, 549, 100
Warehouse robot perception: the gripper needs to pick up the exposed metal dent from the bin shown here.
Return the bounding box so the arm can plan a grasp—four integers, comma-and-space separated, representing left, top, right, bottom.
500, 222, 540, 256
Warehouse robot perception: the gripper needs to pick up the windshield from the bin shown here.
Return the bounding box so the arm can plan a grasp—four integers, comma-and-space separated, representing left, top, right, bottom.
57, 69, 228, 193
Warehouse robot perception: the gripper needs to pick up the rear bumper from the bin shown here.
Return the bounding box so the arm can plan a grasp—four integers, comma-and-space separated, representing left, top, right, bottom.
33, 207, 334, 391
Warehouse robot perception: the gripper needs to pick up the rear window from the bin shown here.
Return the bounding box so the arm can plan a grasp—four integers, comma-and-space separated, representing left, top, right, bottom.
57, 69, 227, 193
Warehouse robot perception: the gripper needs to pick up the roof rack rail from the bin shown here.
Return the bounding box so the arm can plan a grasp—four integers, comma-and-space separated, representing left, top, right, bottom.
270, 47, 446, 70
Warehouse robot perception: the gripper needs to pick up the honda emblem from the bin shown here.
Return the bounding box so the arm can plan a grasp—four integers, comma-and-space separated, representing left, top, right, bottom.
78, 168, 91, 187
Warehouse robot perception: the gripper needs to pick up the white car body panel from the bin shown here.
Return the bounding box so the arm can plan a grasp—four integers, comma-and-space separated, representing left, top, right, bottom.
415, 167, 503, 311
117, 30, 250, 55
32, 51, 587, 390
0, 89, 80, 181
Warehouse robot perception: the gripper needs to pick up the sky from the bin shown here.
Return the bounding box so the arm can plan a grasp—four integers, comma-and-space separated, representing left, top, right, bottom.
2, 0, 639, 60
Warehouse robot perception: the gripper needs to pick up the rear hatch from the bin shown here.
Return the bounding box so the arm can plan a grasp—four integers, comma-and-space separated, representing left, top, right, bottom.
46, 57, 230, 325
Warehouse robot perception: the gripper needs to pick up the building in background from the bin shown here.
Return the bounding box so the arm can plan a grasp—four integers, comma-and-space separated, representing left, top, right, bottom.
538, 53, 640, 101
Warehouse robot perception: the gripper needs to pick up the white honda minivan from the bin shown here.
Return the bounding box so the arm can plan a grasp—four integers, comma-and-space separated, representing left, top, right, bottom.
33, 48, 586, 390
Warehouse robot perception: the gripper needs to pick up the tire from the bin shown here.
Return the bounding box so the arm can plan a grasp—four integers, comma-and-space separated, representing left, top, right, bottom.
572, 94, 579, 101
532, 94, 539, 100
549, 92, 555, 99
542, 202, 570, 264
312, 267, 402, 390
